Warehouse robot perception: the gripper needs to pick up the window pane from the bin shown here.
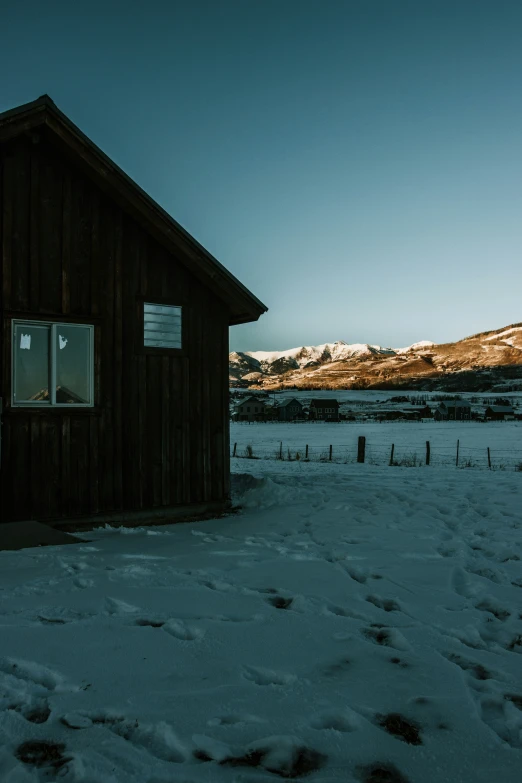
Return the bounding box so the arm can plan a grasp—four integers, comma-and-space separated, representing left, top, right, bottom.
14, 324, 50, 402
55, 325, 91, 404
144, 303, 182, 348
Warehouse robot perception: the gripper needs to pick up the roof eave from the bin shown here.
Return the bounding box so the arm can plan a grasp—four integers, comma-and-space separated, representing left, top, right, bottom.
0, 95, 268, 325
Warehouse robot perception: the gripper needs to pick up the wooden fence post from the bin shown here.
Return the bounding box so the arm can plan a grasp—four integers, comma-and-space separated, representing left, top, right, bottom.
305, 444, 309, 460
389, 443, 395, 466
233, 443, 237, 457
357, 436, 366, 464
329, 444, 333, 462
456, 439, 459, 467
279, 441, 283, 460
426, 441, 430, 466
487, 447, 492, 470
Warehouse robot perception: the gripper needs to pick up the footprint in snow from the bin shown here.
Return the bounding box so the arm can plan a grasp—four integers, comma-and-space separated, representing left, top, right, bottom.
376, 712, 423, 745
310, 710, 359, 732
0, 657, 68, 691
465, 565, 504, 584
366, 595, 401, 613
362, 627, 410, 651
451, 566, 481, 599
474, 598, 511, 621
323, 602, 366, 620
356, 761, 411, 783
1, 658, 74, 726
478, 696, 522, 748
104, 597, 140, 615
7, 699, 51, 725
322, 657, 352, 677
163, 620, 205, 641
440, 651, 494, 681
74, 712, 187, 761
242, 666, 298, 687
207, 713, 266, 727
266, 595, 294, 610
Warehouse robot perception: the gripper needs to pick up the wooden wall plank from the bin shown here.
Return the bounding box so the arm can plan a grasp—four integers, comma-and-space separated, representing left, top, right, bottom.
161, 355, 171, 506
61, 169, 71, 314
61, 417, 71, 518
98, 201, 115, 510
121, 219, 140, 509
112, 209, 123, 509
89, 416, 99, 515
70, 175, 92, 315
10, 141, 30, 311
29, 144, 40, 310
10, 417, 30, 521
30, 416, 41, 518
39, 152, 63, 313
1, 149, 13, 312
90, 191, 100, 316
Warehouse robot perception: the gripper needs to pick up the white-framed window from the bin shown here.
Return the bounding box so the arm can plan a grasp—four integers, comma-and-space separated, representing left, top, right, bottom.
144, 303, 182, 349
12, 320, 94, 407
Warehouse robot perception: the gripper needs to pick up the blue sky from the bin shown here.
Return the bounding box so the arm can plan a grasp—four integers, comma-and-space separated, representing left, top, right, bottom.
1, 0, 522, 351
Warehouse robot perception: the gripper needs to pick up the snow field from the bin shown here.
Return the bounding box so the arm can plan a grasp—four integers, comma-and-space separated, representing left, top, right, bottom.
231, 421, 522, 470
0, 462, 521, 782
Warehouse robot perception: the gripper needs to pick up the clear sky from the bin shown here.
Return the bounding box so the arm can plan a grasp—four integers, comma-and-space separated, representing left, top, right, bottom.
1, 0, 522, 352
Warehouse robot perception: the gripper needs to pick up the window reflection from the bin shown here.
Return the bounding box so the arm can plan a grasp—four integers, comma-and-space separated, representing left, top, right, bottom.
55, 325, 91, 404
14, 324, 50, 402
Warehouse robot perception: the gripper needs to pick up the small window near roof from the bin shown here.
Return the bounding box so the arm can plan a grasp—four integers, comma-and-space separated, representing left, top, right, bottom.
144, 303, 182, 349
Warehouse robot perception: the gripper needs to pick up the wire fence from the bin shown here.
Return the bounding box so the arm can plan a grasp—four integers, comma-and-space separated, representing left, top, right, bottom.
231, 438, 522, 472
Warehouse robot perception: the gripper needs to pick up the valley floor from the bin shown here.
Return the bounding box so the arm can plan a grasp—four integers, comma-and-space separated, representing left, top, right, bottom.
1, 462, 522, 782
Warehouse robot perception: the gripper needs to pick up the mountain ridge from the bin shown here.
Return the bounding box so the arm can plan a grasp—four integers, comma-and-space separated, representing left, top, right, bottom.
230, 323, 522, 391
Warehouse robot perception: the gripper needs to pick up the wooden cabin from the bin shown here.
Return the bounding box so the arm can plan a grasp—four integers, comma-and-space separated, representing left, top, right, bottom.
0, 95, 267, 528
234, 395, 267, 422
309, 399, 340, 421
484, 405, 515, 421
277, 398, 304, 421
434, 401, 471, 421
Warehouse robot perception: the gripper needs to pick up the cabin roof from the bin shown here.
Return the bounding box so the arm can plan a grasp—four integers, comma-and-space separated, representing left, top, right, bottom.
310, 398, 339, 407
237, 396, 266, 406
0, 95, 268, 326
486, 405, 514, 413
280, 398, 302, 407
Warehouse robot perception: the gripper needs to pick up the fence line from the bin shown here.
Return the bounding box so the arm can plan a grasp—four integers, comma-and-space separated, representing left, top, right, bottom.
230, 438, 522, 471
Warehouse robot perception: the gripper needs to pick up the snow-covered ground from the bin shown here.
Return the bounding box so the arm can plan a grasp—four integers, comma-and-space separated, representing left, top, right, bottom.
1, 462, 522, 782
231, 421, 522, 469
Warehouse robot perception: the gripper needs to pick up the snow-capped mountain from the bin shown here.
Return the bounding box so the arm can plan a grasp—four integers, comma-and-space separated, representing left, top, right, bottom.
230, 324, 522, 391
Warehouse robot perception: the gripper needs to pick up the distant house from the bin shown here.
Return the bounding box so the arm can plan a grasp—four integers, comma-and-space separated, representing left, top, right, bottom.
277, 398, 304, 421
434, 401, 471, 421
484, 405, 515, 421
235, 396, 267, 422
309, 399, 340, 421
408, 405, 432, 419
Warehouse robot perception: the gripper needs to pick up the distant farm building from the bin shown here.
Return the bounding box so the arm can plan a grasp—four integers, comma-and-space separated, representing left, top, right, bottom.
234, 396, 267, 422
484, 405, 515, 421
277, 398, 304, 421
434, 401, 471, 421
408, 405, 432, 419
309, 399, 340, 421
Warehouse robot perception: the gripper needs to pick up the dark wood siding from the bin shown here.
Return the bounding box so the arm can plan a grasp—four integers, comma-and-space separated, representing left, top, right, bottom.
0, 131, 230, 523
